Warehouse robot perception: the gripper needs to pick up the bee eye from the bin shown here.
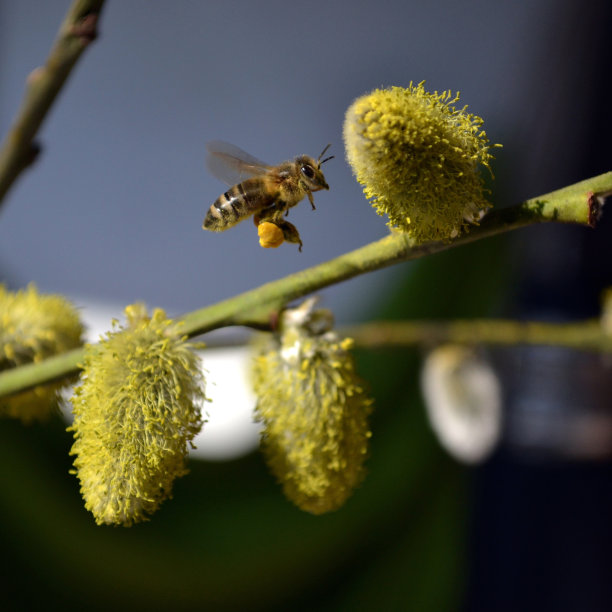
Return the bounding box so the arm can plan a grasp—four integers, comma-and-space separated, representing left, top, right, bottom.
301, 165, 315, 179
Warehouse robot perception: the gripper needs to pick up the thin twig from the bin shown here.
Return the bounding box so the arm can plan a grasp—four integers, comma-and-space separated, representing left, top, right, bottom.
343, 320, 612, 353
0, 0, 105, 208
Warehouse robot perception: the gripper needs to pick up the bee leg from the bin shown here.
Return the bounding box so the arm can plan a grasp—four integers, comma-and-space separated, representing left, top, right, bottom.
307, 190, 316, 210
276, 219, 303, 251
272, 200, 290, 217
260, 201, 287, 222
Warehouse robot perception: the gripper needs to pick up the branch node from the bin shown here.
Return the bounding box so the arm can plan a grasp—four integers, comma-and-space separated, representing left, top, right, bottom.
26, 66, 46, 86
268, 310, 281, 332
71, 13, 99, 44
588, 190, 604, 227
24, 142, 42, 169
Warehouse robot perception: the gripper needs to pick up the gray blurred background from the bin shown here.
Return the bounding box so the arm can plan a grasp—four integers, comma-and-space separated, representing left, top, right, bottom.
0, 0, 564, 321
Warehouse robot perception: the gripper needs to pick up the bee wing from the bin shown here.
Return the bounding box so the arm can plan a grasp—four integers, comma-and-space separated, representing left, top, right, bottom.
206, 141, 273, 186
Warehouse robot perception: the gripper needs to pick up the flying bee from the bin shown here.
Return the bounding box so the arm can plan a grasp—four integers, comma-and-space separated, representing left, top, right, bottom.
203, 141, 334, 250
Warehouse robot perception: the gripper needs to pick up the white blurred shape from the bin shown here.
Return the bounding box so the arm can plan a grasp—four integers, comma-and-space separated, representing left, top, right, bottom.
421, 345, 502, 464
193, 346, 260, 460
62, 298, 260, 461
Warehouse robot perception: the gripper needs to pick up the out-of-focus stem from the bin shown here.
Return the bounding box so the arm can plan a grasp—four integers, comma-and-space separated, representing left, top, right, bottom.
343, 319, 612, 353
0, 0, 105, 207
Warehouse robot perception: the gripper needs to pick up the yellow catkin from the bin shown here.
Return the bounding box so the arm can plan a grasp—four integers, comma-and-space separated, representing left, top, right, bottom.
343, 82, 498, 243
68, 304, 206, 526
0, 284, 84, 423
252, 300, 373, 514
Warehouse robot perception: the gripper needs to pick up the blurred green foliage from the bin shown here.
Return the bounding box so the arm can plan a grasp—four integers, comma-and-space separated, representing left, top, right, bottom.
0, 234, 508, 611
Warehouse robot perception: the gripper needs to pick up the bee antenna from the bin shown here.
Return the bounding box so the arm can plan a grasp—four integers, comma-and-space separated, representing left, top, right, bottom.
317, 144, 334, 167
317, 143, 332, 165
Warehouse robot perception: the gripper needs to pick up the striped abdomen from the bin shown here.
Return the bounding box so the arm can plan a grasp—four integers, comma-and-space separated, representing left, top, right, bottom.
203, 178, 275, 231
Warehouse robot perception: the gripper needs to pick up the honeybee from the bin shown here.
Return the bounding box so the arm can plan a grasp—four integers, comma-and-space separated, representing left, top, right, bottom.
203, 141, 333, 250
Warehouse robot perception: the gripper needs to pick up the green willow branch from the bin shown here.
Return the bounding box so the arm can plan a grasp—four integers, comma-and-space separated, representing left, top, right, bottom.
0, 0, 105, 207
0, 170, 610, 398
343, 320, 612, 353
178, 171, 611, 336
